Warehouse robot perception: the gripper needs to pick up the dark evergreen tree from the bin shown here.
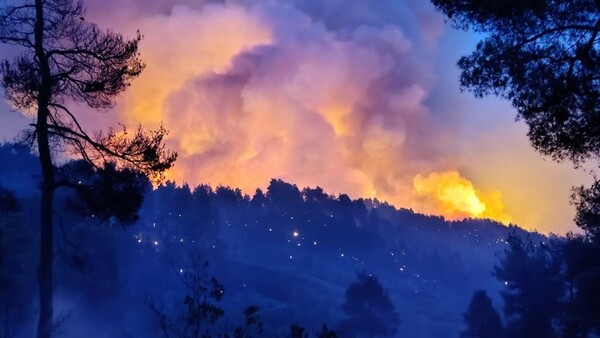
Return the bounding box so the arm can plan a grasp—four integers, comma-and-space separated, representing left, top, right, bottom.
289, 324, 308, 338
250, 188, 267, 208
315, 324, 337, 338
430, 7, 600, 331
431, 0, 600, 165
573, 181, 600, 240
493, 233, 562, 338
560, 234, 600, 336
64, 161, 151, 225
0, 188, 36, 338
336, 273, 400, 337
461, 290, 505, 338
267, 179, 303, 208
0, 1, 176, 336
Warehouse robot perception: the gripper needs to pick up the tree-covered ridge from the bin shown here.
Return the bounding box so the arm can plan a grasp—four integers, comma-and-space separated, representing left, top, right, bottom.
0, 144, 536, 337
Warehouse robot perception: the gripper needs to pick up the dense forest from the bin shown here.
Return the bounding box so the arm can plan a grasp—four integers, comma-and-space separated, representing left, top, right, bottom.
2, 0, 600, 337
0, 143, 543, 337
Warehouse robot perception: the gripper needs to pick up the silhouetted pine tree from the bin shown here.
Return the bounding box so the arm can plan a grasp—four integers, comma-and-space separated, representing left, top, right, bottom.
494, 233, 562, 338
461, 289, 504, 338
336, 273, 400, 337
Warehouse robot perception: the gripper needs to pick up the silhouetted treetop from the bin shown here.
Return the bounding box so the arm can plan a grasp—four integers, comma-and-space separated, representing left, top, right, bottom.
64, 161, 150, 225
0, 0, 143, 110
0, 0, 176, 180
337, 273, 400, 337
0, 1, 176, 336
432, 0, 600, 164
573, 181, 600, 239
493, 233, 562, 337
267, 179, 303, 206
461, 289, 504, 338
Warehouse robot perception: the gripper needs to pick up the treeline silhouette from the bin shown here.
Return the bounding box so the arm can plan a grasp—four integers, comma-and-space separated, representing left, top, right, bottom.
0, 143, 548, 337
462, 232, 600, 338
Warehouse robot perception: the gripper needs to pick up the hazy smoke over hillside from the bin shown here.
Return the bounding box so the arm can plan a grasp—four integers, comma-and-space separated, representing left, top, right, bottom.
79, 0, 514, 223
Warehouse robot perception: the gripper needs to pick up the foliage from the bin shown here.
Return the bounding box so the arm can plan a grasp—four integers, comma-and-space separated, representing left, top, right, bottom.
267, 179, 304, 208
559, 234, 600, 335
63, 161, 151, 225
0, 0, 177, 175
493, 233, 563, 338
432, 0, 600, 164
431, 5, 600, 333
572, 181, 600, 240
336, 273, 400, 338
149, 259, 225, 338
314, 324, 337, 338
0, 0, 176, 336
0, 193, 35, 338
232, 306, 264, 338
461, 289, 504, 338
0, 147, 539, 336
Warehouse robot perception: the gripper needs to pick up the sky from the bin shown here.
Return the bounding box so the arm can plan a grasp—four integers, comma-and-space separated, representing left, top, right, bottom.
0, 0, 593, 234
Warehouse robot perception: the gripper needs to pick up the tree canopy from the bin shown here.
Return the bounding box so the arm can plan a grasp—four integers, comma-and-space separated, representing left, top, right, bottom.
461, 289, 505, 338
432, 0, 600, 165
337, 273, 400, 337
0, 1, 176, 337
493, 233, 563, 338
0, 0, 176, 178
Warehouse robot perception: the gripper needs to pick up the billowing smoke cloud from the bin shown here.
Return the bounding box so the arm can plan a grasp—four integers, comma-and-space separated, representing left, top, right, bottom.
82, 0, 515, 223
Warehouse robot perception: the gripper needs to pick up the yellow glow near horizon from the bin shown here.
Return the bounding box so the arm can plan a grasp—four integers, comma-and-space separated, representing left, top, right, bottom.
111, 3, 521, 230
413, 171, 511, 224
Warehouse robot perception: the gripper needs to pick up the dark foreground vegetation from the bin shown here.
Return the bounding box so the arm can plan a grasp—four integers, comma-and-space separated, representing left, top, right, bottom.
3, 144, 600, 337
2, 0, 600, 336
0, 143, 543, 337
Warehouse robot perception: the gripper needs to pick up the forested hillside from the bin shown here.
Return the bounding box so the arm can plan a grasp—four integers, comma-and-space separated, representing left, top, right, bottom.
0, 144, 538, 337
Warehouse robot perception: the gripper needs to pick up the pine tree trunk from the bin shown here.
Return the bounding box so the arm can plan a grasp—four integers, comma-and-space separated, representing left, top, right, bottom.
37, 180, 54, 338
34, 0, 55, 337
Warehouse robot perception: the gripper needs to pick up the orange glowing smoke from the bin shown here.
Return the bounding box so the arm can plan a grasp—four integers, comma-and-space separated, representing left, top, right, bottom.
412, 171, 511, 224
104, 3, 513, 227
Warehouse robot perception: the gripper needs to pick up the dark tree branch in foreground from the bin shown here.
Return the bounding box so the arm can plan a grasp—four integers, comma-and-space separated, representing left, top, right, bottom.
432, 0, 600, 165
431, 0, 600, 239
0, 1, 177, 337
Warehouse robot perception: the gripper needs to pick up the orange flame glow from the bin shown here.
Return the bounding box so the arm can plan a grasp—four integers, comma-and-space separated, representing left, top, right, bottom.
105, 4, 514, 227
412, 171, 511, 224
